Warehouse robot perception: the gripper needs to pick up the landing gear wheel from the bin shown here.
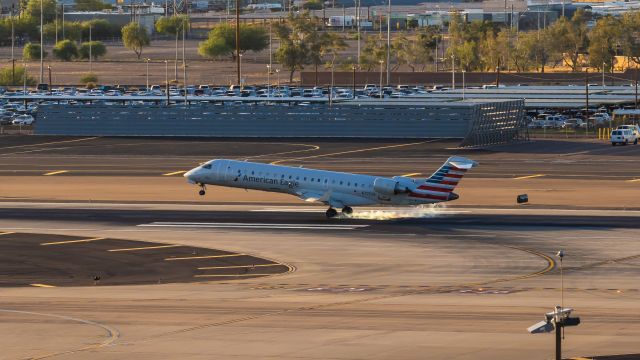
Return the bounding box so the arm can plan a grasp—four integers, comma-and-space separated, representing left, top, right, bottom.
326, 208, 338, 218
342, 206, 353, 215
199, 189, 206, 196
198, 184, 206, 196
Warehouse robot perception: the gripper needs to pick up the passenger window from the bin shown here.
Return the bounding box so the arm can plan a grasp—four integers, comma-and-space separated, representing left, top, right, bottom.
281, 174, 285, 178
251, 171, 254, 175
347, 182, 351, 186
304, 177, 307, 181
296, 176, 299, 180
340, 181, 343, 185
355, 183, 358, 187
318, 179, 321, 182
289, 175, 292, 179
324, 179, 328, 183
311, 178, 314, 182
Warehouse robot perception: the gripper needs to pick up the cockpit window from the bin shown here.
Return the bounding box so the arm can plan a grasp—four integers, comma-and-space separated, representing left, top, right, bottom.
202, 163, 212, 169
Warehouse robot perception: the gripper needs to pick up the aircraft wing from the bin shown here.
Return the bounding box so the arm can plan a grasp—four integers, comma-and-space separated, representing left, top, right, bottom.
296, 190, 329, 203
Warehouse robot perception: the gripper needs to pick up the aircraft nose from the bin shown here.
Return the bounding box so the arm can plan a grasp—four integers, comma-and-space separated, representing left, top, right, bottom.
184, 168, 197, 184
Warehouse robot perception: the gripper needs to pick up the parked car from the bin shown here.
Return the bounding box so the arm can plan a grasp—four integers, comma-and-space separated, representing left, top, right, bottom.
589, 112, 611, 126
12, 114, 35, 125
564, 118, 586, 129
611, 129, 637, 146
616, 124, 640, 137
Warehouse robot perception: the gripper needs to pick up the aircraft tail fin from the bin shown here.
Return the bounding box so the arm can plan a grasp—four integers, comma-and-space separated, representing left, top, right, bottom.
411, 157, 478, 200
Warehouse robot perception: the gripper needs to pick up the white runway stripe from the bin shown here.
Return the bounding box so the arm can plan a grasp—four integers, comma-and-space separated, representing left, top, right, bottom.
138, 222, 368, 230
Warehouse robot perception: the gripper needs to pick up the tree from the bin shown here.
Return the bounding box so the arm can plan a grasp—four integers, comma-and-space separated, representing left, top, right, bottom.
121, 22, 150, 59
22, 0, 57, 23
43, 21, 83, 42
79, 41, 107, 59
393, 30, 436, 72
52, 39, 78, 61
588, 16, 623, 72
155, 15, 188, 36
360, 34, 386, 71
0, 66, 36, 86
198, 22, 268, 60
302, 0, 322, 10
620, 11, 640, 67
82, 19, 121, 40
273, 11, 317, 82
75, 0, 111, 11
519, 29, 554, 72
547, 9, 589, 72
23, 42, 46, 60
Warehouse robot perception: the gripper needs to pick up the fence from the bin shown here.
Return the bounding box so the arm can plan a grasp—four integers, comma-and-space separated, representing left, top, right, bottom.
35, 99, 525, 146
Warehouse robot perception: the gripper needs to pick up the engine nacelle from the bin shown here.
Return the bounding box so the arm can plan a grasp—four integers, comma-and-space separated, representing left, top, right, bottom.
373, 177, 412, 195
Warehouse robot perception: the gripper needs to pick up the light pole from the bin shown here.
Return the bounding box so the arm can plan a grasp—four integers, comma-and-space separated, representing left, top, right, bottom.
451, 54, 455, 90
62, 4, 65, 39
89, 22, 92, 74
145, 58, 150, 90
379, 59, 384, 99
239, 53, 243, 88
11, 5, 14, 85
165, 59, 170, 105
266, 64, 271, 99
39, 0, 44, 84
462, 70, 466, 100
386, 0, 391, 85
275, 68, 280, 89
235, 0, 240, 85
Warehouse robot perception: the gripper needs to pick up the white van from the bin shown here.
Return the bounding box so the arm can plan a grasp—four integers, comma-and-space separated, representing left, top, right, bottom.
611, 129, 638, 146
616, 125, 640, 137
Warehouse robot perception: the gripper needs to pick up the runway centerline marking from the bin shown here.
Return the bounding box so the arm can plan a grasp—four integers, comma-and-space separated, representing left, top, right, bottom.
194, 274, 272, 278
41, 237, 106, 246
30, 283, 56, 288
271, 140, 438, 165
513, 174, 546, 180
108, 244, 182, 252
198, 264, 282, 270
162, 170, 186, 176
139, 222, 368, 230
165, 254, 246, 261
43, 170, 69, 176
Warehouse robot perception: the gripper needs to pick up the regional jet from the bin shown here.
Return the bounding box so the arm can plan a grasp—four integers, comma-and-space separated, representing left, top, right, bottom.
184, 156, 478, 218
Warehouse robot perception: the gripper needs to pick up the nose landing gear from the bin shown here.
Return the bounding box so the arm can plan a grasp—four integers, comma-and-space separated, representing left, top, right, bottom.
198, 184, 206, 196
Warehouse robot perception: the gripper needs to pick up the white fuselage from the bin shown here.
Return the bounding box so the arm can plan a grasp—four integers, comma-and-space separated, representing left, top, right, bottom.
184, 159, 452, 207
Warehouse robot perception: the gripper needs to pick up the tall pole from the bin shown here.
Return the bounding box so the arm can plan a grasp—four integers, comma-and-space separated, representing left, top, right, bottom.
55, 6, 58, 44
89, 23, 92, 73
585, 69, 590, 136
635, 65, 638, 109
451, 55, 455, 90
11, 5, 15, 85
183, 18, 187, 99
62, 4, 65, 39
39, 0, 44, 84
146, 59, 150, 89
462, 70, 465, 100
356, 0, 361, 65
48, 65, 52, 90
267, 64, 271, 99
236, 0, 240, 85
165, 59, 170, 105
379, 60, 383, 99
602, 61, 605, 87
175, 24, 179, 80
555, 315, 562, 360
386, 0, 391, 85
434, 34, 438, 72
352, 65, 356, 99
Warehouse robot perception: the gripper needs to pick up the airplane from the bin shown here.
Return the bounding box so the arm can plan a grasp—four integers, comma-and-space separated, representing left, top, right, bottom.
184, 156, 478, 218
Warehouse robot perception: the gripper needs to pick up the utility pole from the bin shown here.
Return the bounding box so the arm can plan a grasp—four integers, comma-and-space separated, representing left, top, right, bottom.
89, 23, 92, 73
386, 0, 391, 85
451, 55, 455, 90
10, 4, 14, 85
585, 69, 590, 136
39, 0, 44, 84
48, 65, 52, 90
165, 59, 170, 105
356, 0, 361, 65
635, 65, 638, 109
236, 0, 240, 85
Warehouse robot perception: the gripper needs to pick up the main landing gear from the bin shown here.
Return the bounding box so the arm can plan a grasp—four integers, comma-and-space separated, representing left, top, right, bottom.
198, 184, 206, 196
325, 206, 353, 218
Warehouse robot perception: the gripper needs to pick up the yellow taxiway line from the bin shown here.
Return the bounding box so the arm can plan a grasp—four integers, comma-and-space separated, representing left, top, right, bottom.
198, 264, 283, 270
30, 283, 56, 288
401, 172, 422, 177
194, 274, 272, 278
0, 231, 15, 236
271, 141, 432, 165
163, 171, 186, 176
513, 174, 546, 180
43, 170, 69, 176
41, 237, 106, 246
165, 253, 245, 261
626, 178, 640, 183
0, 136, 99, 151
108, 244, 182, 252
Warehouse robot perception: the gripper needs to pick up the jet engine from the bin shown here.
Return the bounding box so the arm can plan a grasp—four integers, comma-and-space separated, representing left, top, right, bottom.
373, 177, 413, 195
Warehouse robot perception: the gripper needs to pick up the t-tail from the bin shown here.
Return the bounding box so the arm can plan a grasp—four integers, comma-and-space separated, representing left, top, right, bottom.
409, 156, 478, 202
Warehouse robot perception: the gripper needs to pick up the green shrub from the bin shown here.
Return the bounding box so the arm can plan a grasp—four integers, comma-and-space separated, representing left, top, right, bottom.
80, 73, 98, 84
0, 66, 37, 86
79, 41, 107, 59
23, 43, 46, 60
52, 40, 79, 61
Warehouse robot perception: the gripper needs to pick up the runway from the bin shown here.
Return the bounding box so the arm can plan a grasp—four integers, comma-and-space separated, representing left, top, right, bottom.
1, 136, 640, 359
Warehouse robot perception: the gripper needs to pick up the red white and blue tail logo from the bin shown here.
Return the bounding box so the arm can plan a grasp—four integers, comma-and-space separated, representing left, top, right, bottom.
408, 156, 478, 202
